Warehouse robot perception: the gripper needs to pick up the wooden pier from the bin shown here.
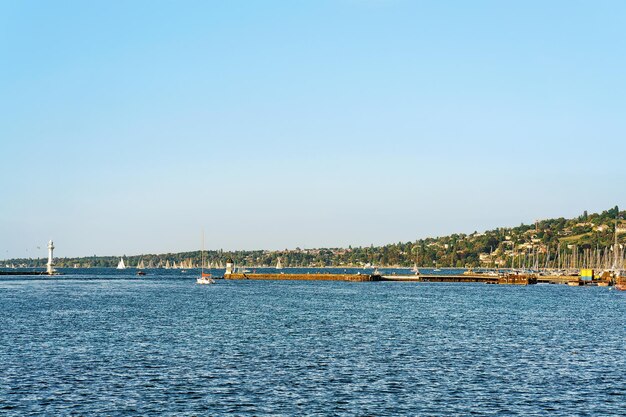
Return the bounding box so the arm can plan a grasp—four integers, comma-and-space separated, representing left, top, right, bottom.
382, 274, 499, 284
536, 275, 579, 285
225, 272, 544, 285
382, 273, 542, 285
498, 274, 537, 285
224, 273, 381, 282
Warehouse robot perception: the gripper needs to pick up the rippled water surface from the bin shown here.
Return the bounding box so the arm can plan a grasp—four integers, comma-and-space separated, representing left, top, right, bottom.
1, 270, 625, 416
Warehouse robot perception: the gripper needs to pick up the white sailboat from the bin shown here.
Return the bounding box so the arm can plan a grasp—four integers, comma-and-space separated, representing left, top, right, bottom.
276, 257, 283, 269
197, 231, 215, 285
181, 259, 190, 272
136, 259, 147, 276
411, 252, 420, 275
116, 258, 126, 270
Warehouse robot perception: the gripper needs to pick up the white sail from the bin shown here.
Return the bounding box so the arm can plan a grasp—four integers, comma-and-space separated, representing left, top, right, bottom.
276, 258, 283, 269
165, 260, 171, 269
137, 259, 145, 269
116, 258, 126, 269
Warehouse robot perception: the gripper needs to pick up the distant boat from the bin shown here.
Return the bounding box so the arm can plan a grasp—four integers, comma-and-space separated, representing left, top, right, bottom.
116, 258, 126, 270
197, 231, 215, 285
137, 259, 145, 269
165, 260, 171, 269
276, 258, 283, 269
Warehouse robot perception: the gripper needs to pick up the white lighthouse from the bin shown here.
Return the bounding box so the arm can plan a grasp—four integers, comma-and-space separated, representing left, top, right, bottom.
47, 240, 55, 275
225, 257, 234, 275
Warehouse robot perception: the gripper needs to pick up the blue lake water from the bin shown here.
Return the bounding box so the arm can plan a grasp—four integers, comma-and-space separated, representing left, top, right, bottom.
1, 269, 625, 416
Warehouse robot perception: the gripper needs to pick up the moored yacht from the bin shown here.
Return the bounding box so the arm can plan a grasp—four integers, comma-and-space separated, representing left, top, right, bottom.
197, 231, 215, 285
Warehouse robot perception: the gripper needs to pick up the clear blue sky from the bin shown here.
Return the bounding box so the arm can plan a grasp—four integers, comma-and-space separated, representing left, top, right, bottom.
1, 1, 625, 259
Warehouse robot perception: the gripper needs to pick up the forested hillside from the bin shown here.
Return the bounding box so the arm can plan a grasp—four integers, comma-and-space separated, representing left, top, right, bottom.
4, 207, 624, 269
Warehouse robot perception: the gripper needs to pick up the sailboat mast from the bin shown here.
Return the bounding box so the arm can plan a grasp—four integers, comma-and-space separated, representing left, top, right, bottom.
614, 213, 619, 270
201, 230, 205, 275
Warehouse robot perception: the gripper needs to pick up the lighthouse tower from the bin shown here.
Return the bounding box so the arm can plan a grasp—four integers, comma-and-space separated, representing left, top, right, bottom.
47, 240, 55, 275
225, 257, 234, 275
